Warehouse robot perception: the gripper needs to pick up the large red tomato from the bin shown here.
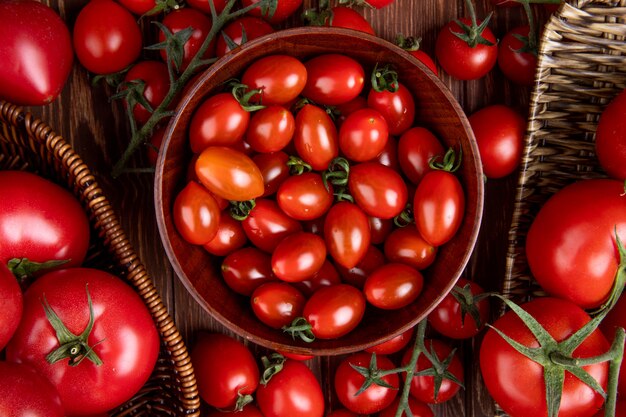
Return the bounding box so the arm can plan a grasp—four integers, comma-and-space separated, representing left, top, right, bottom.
526, 179, 626, 309
0, 263, 22, 350
0, 0, 72, 105
6, 268, 160, 416
595, 88, 626, 180
0, 361, 64, 417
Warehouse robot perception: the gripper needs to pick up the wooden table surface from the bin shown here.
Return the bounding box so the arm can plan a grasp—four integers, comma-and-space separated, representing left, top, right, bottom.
24, 0, 553, 415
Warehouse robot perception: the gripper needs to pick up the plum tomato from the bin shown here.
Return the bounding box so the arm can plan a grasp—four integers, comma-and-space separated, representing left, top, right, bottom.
241, 54, 308, 105
348, 161, 408, 219
246, 105, 295, 153
368, 216, 395, 244
324, 202, 371, 269
384, 226, 437, 270
173, 181, 221, 245
251, 282, 306, 328
294, 104, 339, 170
367, 82, 416, 136
336, 245, 386, 289
253, 151, 291, 197
339, 109, 389, 162
292, 259, 341, 297
595, 88, 626, 180
397, 127, 445, 185
271, 232, 327, 282
277, 172, 334, 221
242, 199, 302, 252
221, 247, 276, 296
364, 263, 424, 310
158, 8, 215, 71
189, 93, 250, 152
301, 54, 365, 105
301, 284, 366, 339
202, 212, 248, 256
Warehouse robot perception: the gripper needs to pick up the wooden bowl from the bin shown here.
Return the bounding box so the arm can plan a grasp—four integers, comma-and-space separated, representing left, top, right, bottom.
155, 27, 484, 356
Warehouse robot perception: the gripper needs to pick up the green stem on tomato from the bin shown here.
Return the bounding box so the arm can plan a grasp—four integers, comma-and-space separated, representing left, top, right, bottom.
606, 328, 625, 417
392, 319, 427, 417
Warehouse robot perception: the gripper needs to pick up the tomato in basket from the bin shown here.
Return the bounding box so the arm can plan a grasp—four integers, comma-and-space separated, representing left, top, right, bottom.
595, 87, 626, 181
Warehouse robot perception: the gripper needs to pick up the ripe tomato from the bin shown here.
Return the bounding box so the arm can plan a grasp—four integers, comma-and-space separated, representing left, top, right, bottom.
402, 339, 464, 403
498, 26, 537, 86
366, 326, 414, 355
408, 50, 438, 75
379, 397, 434, 417
324, 202, 371, 269
596, 88, 626, 180
173, 181, 221, 245
192, 332, 259, 409
435, 18, 498, 80
195, 146, 264, 201
323, 6, 375, 35
251, 282, 306, 328
118, 0, 156, 15
302, 284, 366, 339
367, 82, 416, 136
599, 294, 626, 395
468, 104, 525, 179
0, 263, 21, 350
256, 359, 324, 417
242, 54, 307, 105
0, 171, 90, 272
336, 245, 385, 289
242, 0, 303, 24
294, 104, 339, 170
397, 127, 445, 185
202, 212, 247, 256
364, 263, 424, 310
334, 352, 399, 413
253, 151, 291, 196
216, 16, 274, 57
246, 106, 295, 152
526, 179, 626, 309
242, 199, 302, 252
369, 216, 394, 244
73, 0, 142, 74
186, 0, 227, 15
339, 109, 389, 162
413, 170, 465, 247
277, 172, 334, 220
293, 259, 341, 297
480, 297, 609, 417
6, 268, 160, 415
271, 232, 327, 282
0, 361, 64, 417
221, 247, 276, 296
384, 226, 437, 270
158, 8, 215, 71
302, 54, 365, 105
428, 278, 490, 339
0, 0, 72, 105
349, 162, 408, 219
335, 95, 368, 126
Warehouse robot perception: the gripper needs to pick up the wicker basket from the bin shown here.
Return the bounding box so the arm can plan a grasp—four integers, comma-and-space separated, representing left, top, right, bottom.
0, 100, 201, 417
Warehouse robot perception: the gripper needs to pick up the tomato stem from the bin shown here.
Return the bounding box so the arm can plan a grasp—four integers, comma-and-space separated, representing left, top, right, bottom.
260, 353, 286, 385
7, 258, 69, 286
370, 63, 399, 93
392, 320, 427, 417
282, 317, 316, 343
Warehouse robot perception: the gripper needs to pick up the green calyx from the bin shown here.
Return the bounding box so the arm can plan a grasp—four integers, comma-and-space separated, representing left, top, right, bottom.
371, 63, 399, 93
450, 282, 491, 330
260, 353, 286, 385
452, 0, 494, 48
229, 199, 256, 221
350, 353, 398, 396
413, 340, 465, 401
429, 147, 462, 172
282, 317, 316, 343
287, 156, 313, 176
393, 203, 414, 228
8, 258, 69, 285
396, 34, 423, 52
230, 82, 267, 112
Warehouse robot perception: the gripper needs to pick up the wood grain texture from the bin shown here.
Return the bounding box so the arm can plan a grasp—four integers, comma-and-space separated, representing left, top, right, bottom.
17, 0, 550, 415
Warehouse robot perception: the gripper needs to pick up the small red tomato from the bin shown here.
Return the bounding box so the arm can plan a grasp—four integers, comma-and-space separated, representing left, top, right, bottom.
367, 82, 416, 135
202, 212, 247, 256
158, 8, 215, 71
241, 55, 308, 105
303, 284, 366, 339
221, 247, 276, 296
294, 104, 339, 170
596, 88, 626, 180
173, 181, 221, 245
348, 162, 408, 219
498, 26, 537, 86
271, 232, 327, 282
372, 135, 400, 171
324, 202, 371, 269
253, 151, 291, 197
189, 93, 250, 152
216, 16, 274, 57
339, 109, 389, 162
195, 146, 264, 201
242, 199, 303, 252
123, 60, 170, 124
323, 6, 375, 35
384, 226, 437, 270
364, 263, 424, 310
336, 245, 385, 289
292, 259, 341, 297
335, 96, 368, 126
368, 216, 394, 244
397, 127, 445, 185
277, 173, 334, 221
366, 326, 414, 355
251, 282, 306, 328
302, 54, 365, 105
246, 106, 295, 152
409, 50, 438, 75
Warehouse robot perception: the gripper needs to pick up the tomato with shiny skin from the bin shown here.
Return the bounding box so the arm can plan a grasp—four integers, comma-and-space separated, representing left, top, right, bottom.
158, 8, 214, 71
373, 135, 400, 171
73, 0, 142, 74
302, 54, 365, 105
246, 106, 295, 152
397, 127, 445, 185
402, 339, 464, 404
498, 26, 537, 86
221, 247, 276, 296
242, 55, 308, 105
336, 245, 385, 289
469, 104, 525, 179
0, 171, 90, 271
379, 397, 434, 417
596, 88, 626, 180
335, 95, 368, 126
253, 151, 291, 196
526, 179, 626, 309
242, 199, 303, 252
251, 282, 306, 328
192, 332, 259, 409
408, 49, 438, 75
303, 284, 366, 339
366, 326, 414, 355
0, 361, 64, 417
0, 263, 21, 350
216, 16, 274, 57
6, 268, 160, 416
340, 109, 389, 162
335, 352, 399, 413
435, 18, 498, 80
364, 263, 424, 310
122, 60, 170, 124
480, 297, 609, 417
413, 170, 465, 247
242, 0, 302, 23
384, 226, 437, 270
202, 212, 247, 256
293, 259, 341, 297
368, 216, 394, 244
294, 104, 339, 170
173, 181, 221, 245
324, 202, 371, 269
277, 172, 334, 220
271, 232, 327, 282
257, 359, 324, 417
189, 93, 250, 152
367, 82, 416, 135
0, 0, 72, 105
349, 162, 408, 219
323, 6, 375, 35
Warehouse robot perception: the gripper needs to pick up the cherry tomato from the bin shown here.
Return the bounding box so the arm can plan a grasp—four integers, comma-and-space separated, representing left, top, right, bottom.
469, 104, 525, 179
251, 282, 306, 328
323, 6, 375, 35
242, 199, 303, 252
173, 181, 221, 245
277, 173, 334, 220
435, 17, 498, 80
364, 263, 424, 310
302, 54, 365, 105
221, 247, 276, 296
242, 0, 303, 24
0, 361, 64, 417
73, 0, 142, 74
373, 135, 400, 171
349, 162, 408, 219
339, 109, 389, 162
195, 146, 264, 201
384, 226, 437, 270
256, 359, 324, 417
324, 202, 371, 269
0, 263, 21, 350
6, 268, 160, 415
294, 104, 339, 170
335, 95, 368, 126
366, 326, 414, 355
526, 179, 626, 309
271, 232, 327, 282
303, 284, 366, 339
336, 245, 385, 289
202, 212, 247, 256
413, 170, 465, 247
0, 0, 72, 105
379, 397, 434, 417
216, 16, 274, 57
369, 216, 394, 244
402, 339, 464, 404
191, 332, 259, 409
189, 93, 250, 152
186, 0, 227, 15
158, 8, 215, 71
408, 49, 438, 75
498, 26, 537, 86
253, 151, 291, 197
397, 127, 445, 185
367, 82, 416, 135
246, 106, 295, 152
596, 88, 626, 180
242, 54, 307, 105
334, 352, 399, 413
292, 259, 341, 297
